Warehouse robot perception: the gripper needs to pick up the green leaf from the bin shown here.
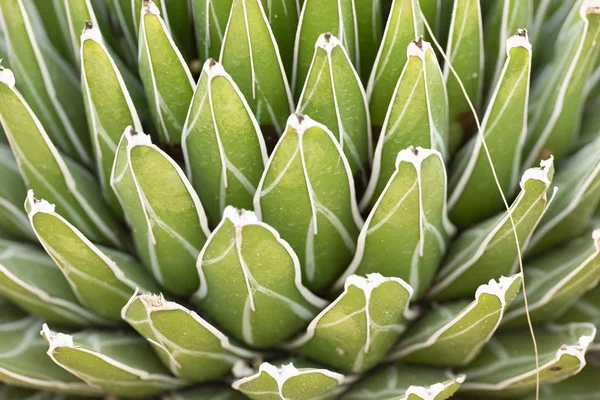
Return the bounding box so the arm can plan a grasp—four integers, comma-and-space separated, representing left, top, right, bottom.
293, 0, 358, 95
459, 323, 597, 397
156, 0, 194, 61
163, 385, 247, 400
0, 68, 125, 249
254, 114, 362, 292
0, 239, 106, 327
444, 0, 484, 154
232, 362, 348, 400
428, 158, 554, 301
182, 59, 268, 226
102, 0, 138, 65
111, 127, 210, 296
337, 147, 453, 298
25, 191, 159, 322
32, 0, 72, 63
42, 325, 187, 397
139, 0, 194, 144
0, 301, 100, 396
354, 0, 383, 83
527, 136, 600, 255
191, 0, 233, 62
81, 23, 143, 216
448, 31, 532, 227
525, 3, 600, 166
341, 364, 464, 400
285, 274, 413, 373
62, 0, 101, 65
367, 0, 423, 126
0, 386, 70, 400
530, 0, 573, 67
503, 229, 600, 327
523, 363, 600, 400
0, 145, 34, 241
260, 0, 300, 76
195, 206, 326, 348
122, 292, 256, 381
0, 0, 92, 165
220, 0, 293, 136
388, 275, 521, 367
296, 33, 372, 183
558, 284, 600, 351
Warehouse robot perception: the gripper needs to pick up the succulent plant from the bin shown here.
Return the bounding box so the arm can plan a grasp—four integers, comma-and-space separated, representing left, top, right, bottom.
0, 0, 599, 399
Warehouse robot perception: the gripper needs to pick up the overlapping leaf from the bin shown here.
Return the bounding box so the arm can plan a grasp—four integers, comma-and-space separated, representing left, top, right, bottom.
559, 285, 600, 351
354, 0, 383, 82
522, 363, 600, 400
260, 0, 300, 75
0, 145, 33, 241
192, 0, 234, 62
164, 385, 247, 400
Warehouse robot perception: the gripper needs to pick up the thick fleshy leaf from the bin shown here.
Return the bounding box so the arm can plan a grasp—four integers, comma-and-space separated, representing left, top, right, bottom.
156, 0, 194, 61
523, 363, 600, 400
102, 0, 138, 66
337, 147, 453, 298
254, 114, 362, 292
353, 0, 383, 82
0, 0, 91, 165
81, 23, 143, 215
459, 323, 597, 397
25, 192, 159, 321
559, 285, 600, 351
483, 0, 531, 94
362, 39, 448, 209
42, 325, 187, 397
527, 136, 600, 255
163, 386, 247, 400
0, 68, 125, 249
285, 274, 413, 373
232, 362, 348, 400
525, 2, 600, 166
0, 386, 72, 400
341, 364, 464, 400
0, 239, 106, 327
260, 0, 300, 75
33, 0, 72, 63
220, 0, 293, 135
293, 0, 358, 95
428, 158, 554, 300
388, 275, 521, 366
0, 145, 33, 241
444, 0, 484, 154
503, 229, 600, 327
448, 32, 532, 227
195, 206, 326, 348
191, 0, 233, 62
182, 59, 267, 226
139, 0, 194, 144
367, 0, 423, 126
122, 292, 256, 381
0, 301, 100, 396
111, 128, 210, 296
296, 33, 372, 183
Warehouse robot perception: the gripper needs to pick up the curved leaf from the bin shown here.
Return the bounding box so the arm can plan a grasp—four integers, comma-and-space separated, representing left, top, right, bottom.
558, 284, 600, 351
523, 363, 600, 400
163, 385, 247, 400
0, 144, 33, 241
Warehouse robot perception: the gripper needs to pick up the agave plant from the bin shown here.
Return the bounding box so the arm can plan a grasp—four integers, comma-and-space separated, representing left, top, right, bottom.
0, 0, 599, 399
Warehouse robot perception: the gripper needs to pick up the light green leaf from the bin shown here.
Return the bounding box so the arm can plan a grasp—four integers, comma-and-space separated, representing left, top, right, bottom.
139, 0, 194, 144
296, 33, 372, 184
195, 206, 326, 348
25, 191, 159, 321
367, 0, 422, 126
530, 0, 573, 66
448, 31, 532, 227
444, 0, 484, 154
525, 3, 600, 166
232, 362, 348, 400
81, 23, 143, 216
156, 0, 194, 61
388, 274, 521, 366
191, 0, 233, 62
362, 39, 448, 209
220, 0, 293, 136
285, 274, 413, 373
559, 284, 600, 351
523, 363, 600, 400
0, 145, 34, 241
254, 114, 362, 292
353, 0, 383, 83
42, 325, 187, 397
0, 68, 125, 249
32, 0, 72, 63
122, 292, 256, 381
0, 0, 92, 165
163, 386, 247, 400
0, 239, 106, 327
62, 0, 100, 65
0, 301, 100, 396
182, 59, 268, 226
341, 364, 464, 400
527, 136, 600, 255
503, 229, 600, 327
111, 127, 210, 296
260, 0, 300, 75
428, 158, 554, 301
337, 147, 453, 298
293, 0, 358, 95
459, 323, 597, 397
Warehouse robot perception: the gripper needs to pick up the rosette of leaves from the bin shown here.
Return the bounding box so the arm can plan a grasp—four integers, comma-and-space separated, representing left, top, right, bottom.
0, 0, 598, 399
